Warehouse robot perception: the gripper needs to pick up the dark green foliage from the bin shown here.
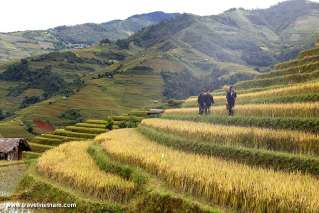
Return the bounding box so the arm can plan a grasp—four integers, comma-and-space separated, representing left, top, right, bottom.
138, 126, 319, 176
127, 66, 154, 75
20, 96, 41, 108
162, 114, 319, 134
0, 59, 29, 81
59, 109, 84, 124
0, 59, 71, 97
0, 109, 12, 120
161, 70, 208, 99
100, 38, 111, 44
118, 120, 139, 129
97, 51, 127, 60
31, 51, 82, 63
116, 39, 130, 49
88, 144, 147, 186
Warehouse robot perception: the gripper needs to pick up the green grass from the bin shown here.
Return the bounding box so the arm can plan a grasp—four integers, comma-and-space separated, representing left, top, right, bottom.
22, 152, 41, 160
17, 168, 123, 213
75, 123, 107, 129
259, 61, 319, 79
29, 143, 54, 153
88, 144, 147, 186
275, 54, 319, 70
40, 133, 86, 141
112, 116, 130, 121
0, 119, 33, 139
236, 70, 319, 89
138, 126, 319, 176
31, 136, 63, 146
13, 74, 163, 129
162, 113, 319, 134
0, 164, 27, 197
85, 119, 110, 125
54, 129, 96, 139
65, 126, 107, 134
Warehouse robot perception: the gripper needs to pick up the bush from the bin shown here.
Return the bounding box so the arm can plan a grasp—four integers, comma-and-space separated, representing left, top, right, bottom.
59, 109, 84, 123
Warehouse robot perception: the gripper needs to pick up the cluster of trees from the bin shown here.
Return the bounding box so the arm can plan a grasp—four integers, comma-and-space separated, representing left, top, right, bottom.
0, 59, 85, 98
0, 109, 12, 120
161, 68, 255, 99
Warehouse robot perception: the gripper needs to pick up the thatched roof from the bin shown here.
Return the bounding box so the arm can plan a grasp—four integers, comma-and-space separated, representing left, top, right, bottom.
0, 138, 31, 153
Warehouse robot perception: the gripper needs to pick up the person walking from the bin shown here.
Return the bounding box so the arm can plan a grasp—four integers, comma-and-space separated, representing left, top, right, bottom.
226, 86, 237, 116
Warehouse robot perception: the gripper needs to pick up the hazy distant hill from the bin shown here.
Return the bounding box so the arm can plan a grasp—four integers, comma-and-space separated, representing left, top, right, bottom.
0, 12, 178, 62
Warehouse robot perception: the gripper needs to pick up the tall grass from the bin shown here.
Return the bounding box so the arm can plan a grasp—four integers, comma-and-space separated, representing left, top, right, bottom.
100, 129, 319, 212
183, 82, 319, 107
161, 113, 319, 134
141, 118, 319, 155
37, 141, 135, 202
168, 102, 319, 118
138, 126, 319, 175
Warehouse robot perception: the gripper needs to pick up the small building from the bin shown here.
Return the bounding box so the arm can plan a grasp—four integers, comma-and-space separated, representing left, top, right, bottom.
0, 138, 31, 160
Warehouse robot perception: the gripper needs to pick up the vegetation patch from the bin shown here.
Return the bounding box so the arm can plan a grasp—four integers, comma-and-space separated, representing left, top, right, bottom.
162, 113, 319, 134
101, 129, 319, 212
138, 126, 319, 175
141, 118, 319, 155
36, 141, 136, 202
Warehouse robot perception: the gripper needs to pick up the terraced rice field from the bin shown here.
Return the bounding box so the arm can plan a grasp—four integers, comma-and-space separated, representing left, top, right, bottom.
37, 141, 135, 201
168, 102, 319, 118
183, 81, 319, 107
100, 129, 319, 212
16, 43, 319, 212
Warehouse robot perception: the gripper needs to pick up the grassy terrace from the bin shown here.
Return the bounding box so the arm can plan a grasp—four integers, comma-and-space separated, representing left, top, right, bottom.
183, 81, 319, 107
169, 102, 319, 118
100, 129, 319, 212
140, 118, 319, 155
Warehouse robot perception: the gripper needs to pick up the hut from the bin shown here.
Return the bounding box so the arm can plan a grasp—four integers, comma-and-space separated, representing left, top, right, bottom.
0, 138, 31, 160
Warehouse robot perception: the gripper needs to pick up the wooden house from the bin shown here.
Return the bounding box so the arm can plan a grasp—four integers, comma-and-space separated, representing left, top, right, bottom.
0, 138, 31, 160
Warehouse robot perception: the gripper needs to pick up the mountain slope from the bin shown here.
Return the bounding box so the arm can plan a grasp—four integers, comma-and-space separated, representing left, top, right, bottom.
128, 0, 319, 68
0, 12, 178, 62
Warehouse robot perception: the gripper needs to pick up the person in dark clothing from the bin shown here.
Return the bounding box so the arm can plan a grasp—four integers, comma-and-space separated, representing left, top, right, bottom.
198, 91, 206, 115
226, 86, 237, 116
204, 92, 214, 114
198, 90, 215, 115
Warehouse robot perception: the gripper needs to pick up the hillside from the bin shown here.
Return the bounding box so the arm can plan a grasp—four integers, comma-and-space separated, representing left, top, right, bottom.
2, 0, 319, 138
0, 12, 178, 62
5, 40, 319, 212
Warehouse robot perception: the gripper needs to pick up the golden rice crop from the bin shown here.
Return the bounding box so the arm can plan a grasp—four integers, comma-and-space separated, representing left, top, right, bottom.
166, 102, 319, 118
141, 118, 319, 155
183, 81, 319, 107
100, 129, 319, 212
37, 141, 135, 201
